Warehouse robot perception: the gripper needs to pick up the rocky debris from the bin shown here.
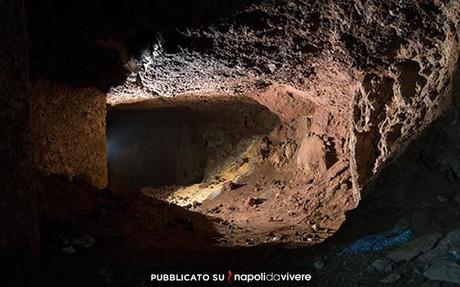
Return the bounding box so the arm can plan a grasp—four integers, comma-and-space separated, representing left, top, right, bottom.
223, 180, 245, 191
380, 272, 401, 284
332, 229, 460, 285
314, 259, 326, 271
419, 229, 460, 263
340, 227, 412, 256
386, 233, 443, 263
283, 141, 297, 160
265, 232, 285, 243
246, 197, 266, 207
270, 236, 281, 242
61, 246, 77, 254
296, 135, 328, 175
298, 233, 314, 243
268, 152, 282, 167
192, 201, 202, 208
258, 189, 274, 200
268, 216, 283, 222
73, 234, 96, 249
423, 261, 460, 285
207, 205, 222, 214
371, 258, 394, 273
311, 223, 319, 232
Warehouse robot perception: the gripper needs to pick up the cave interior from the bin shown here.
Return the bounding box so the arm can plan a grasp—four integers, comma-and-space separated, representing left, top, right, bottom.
1, 0, 460, 286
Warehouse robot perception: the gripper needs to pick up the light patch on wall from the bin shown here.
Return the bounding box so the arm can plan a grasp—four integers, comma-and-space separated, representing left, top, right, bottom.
142, 137, 262, 207
107, 44, 248, 105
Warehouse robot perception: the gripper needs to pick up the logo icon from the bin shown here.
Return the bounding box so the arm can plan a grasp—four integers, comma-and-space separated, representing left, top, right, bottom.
227, 270, 233, 284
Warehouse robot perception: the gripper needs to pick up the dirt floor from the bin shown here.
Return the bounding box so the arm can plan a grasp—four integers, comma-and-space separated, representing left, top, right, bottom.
5, 75, 457, 286
12, 107, 460, 287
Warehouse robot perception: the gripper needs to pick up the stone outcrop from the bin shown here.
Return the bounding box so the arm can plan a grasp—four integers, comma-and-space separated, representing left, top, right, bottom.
29, 80, 108, 188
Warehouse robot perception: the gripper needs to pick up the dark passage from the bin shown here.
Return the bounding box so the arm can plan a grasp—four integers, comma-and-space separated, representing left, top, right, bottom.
107, 95, 279, 190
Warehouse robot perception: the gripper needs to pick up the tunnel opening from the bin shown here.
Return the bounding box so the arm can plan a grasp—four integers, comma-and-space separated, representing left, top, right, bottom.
105, 84, 358, 246
107, 94, 280, 192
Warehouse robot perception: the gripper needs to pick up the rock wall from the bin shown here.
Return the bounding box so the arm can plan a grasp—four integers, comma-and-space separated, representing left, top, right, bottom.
349, 1, 460, 191
0, 0, 40, 260
108, 0, 459, 200
29, 80, 108, 189
17, 0, 460, 244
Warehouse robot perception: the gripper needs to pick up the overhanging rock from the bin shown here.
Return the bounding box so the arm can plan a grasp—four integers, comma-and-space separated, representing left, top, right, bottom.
109, 0, 460, 207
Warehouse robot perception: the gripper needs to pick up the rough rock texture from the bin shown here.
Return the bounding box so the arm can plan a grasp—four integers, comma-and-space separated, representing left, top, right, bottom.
29, 80, 108, 188
108, 0, 460, 199
0, 0, 40, 260
107, 95, 278, 191
25, 0, 460, 200
349, 0, 460, 189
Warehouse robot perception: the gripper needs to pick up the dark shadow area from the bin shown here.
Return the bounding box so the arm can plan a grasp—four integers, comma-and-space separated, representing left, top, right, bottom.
107, 95, 279, 191
26, 0, 261, 90
325, 63, 460, 247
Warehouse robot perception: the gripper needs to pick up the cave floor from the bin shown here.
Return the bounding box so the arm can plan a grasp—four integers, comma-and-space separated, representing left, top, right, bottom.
16, 107, 460, 287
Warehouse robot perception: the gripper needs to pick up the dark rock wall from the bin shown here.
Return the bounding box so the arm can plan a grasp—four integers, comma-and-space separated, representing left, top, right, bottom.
0, 0, 40, 260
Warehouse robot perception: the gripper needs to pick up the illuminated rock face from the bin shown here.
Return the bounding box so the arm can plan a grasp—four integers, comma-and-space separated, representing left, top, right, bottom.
107, 0, 460, 198
26, 0, 460, 198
